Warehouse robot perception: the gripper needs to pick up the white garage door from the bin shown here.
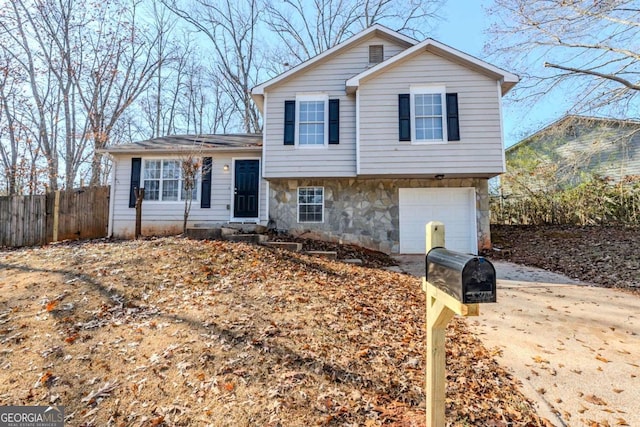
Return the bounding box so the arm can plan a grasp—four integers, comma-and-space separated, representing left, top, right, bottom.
399, 188, 477, 254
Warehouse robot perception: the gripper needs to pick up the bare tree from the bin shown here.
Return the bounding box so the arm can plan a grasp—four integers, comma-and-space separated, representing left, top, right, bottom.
161, 0, 263, 133
486, 1, 640, 116
264, 0, 443, 64
0, 0, 63, 190
74, 1, 164, 186
0, 0, 164, 190
179, 153, 207, 233
0, 57, 21, 195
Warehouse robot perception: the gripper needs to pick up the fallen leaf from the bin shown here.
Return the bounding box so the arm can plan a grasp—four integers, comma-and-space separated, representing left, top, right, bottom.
532, 355, 549, 364
40, 371, 53, 386
149, 416, 164, 426
64, 334, 79, 344
584, 394, 607, 406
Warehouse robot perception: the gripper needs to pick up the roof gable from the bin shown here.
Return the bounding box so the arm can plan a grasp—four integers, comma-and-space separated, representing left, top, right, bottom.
250, 24, 417, 108
345, 38, 519, 95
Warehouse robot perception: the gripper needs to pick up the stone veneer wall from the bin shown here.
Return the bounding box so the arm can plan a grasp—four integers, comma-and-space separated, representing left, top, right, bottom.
268, 178, 491, 254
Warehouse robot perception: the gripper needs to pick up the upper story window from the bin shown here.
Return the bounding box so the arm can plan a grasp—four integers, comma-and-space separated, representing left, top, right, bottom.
411, 86, 446, 143
283, 95, 339, 146
399, 86, 459, 143
369, 45, 384, 64
414, 92, 444, 141
143, 159, 199, 202
298, 98, 326, 146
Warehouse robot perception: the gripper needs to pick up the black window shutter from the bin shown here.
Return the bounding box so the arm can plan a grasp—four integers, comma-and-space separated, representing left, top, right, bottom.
284, 100, 295, 145
398, 94, 411, 141
200, 157, 212, 208
446, 93, 460, 141
129, 157, 142, 208
328, 99, 339, 144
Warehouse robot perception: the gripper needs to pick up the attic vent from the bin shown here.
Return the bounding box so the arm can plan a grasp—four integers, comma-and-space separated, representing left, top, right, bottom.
369, 45, 384, 64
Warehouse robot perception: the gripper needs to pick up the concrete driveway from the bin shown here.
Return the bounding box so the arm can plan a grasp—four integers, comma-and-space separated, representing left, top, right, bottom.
394, 255, 640, 427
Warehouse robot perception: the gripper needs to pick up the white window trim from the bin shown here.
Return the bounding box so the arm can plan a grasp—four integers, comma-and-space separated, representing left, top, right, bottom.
297, 186, 324, 223
295, 93, 329, 148
141, 158, 200, 203
410, 85, 447, 144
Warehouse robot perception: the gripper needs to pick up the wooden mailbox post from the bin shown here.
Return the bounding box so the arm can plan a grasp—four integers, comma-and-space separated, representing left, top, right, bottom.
422, 221, 496, 426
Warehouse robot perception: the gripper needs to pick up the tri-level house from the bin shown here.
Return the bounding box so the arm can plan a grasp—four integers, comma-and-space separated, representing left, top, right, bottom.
103, 24, 518, 254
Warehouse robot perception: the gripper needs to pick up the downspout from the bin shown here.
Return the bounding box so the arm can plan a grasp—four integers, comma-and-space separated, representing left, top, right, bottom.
355, 88, 361, 175
107, 154, 117, 237
498, 80, 507, 174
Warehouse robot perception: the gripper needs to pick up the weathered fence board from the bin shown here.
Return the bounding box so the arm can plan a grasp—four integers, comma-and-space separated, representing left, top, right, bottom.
46, 186, 110, 242
0, 186, 109, 248
0, 195, 47, 247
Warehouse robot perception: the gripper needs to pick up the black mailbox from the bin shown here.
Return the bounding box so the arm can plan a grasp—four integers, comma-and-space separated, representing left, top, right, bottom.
426, 248, 496, 304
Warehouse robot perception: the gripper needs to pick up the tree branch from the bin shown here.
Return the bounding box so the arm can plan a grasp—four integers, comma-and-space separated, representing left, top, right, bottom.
544, 62, 640, 91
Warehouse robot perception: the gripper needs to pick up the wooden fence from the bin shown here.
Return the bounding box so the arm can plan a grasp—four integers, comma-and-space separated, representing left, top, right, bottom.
0, 186, 110, 248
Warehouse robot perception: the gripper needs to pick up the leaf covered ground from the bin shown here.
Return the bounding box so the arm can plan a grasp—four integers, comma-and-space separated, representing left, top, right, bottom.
490, 225, 640, 293
0, 237, 546, 426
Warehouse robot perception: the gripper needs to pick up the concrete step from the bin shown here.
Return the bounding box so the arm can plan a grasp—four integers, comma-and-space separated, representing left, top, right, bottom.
223, 234, 268, 244
224, 223, 268, 234
262, 241, 303, 252
186, 227, 222, 240
305, 250, 338, 260
343, 258, 363, 265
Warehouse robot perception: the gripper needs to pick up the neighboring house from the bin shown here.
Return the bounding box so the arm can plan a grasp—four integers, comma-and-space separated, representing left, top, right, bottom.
103, 24, 518, 254
503, 115, 640, 194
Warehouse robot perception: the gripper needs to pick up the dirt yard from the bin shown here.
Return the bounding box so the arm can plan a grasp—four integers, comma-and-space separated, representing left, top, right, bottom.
0, 237, 545, 426
489, 225, 640, 292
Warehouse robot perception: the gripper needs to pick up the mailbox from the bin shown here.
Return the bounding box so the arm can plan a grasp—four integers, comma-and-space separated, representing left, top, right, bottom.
426, 248, 496, 304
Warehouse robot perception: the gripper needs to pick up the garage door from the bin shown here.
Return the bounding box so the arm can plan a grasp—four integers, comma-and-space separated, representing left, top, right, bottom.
399, 188, 477, 254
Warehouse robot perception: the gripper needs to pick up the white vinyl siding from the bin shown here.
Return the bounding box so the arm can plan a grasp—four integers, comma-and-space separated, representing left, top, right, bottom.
358, 50, 504, 176
110, 152, 267, 238
263, 35, 408, 178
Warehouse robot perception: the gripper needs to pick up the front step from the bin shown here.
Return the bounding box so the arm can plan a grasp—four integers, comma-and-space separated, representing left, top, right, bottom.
304, 250, 338, 260
224, 234, 268, 244
224, 223, 268, 234
262, 241, 303, 252
185, 227, 222, 240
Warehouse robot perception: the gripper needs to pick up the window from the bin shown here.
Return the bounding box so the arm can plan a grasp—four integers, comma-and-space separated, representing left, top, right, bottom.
298, 187, 324, 223
369, 45, 384, 64
299, 101, 325, 145
142, 159, 198, 202
398, 90, 459, 142
284, 96, 339, 146
411, 86, 446, 143
295, 94, 328, 146
414, 93, 443, 140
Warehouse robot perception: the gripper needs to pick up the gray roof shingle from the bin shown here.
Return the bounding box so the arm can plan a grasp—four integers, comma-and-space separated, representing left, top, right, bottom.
101, 134, 262, 154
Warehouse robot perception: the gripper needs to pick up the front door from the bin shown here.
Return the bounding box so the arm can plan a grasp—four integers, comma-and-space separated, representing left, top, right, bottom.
234, 160, 259, 218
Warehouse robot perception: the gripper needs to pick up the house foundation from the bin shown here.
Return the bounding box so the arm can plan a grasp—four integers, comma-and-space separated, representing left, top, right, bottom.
268, 178, 491, 254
